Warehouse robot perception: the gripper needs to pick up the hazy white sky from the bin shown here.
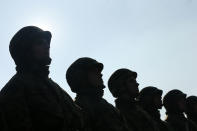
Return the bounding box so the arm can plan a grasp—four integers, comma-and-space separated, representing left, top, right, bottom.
0, 0, 197, 119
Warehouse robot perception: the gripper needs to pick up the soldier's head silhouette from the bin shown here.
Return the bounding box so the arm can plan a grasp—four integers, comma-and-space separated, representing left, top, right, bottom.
108, 68, 139, 99
138, 86, 163, 110
9, 26, 52, 69
186, 96, 197, 120
163, 89, 187, 114
66, 57, 105, 97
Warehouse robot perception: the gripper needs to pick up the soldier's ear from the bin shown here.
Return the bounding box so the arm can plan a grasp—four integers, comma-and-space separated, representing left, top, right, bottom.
120, 81, 129, 93
123, 77, 130, 85
122, 79, 129, 90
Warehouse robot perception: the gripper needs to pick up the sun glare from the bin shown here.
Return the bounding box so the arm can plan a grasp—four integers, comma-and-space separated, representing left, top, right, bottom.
31, 20, 55, 32
24, 16, 60, 35
24, 15, 66, 48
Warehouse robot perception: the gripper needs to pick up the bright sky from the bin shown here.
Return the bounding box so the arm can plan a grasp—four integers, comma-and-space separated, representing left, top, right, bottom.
1, 0, 197, 119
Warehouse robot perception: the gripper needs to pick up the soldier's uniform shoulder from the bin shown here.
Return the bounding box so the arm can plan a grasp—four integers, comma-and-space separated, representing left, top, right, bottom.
48, 78, 60, 87
76, 97, 118, 118
48, 78, 76, 105
75, 95, 90, 107
166, 115, 189, 131
159, 120, 174, 131
0, 74, 25, 96
188, 119, 197, 131
75, 96, 95, 117
100, 99, 121, 114
118, 103, 158, 131
165, 115, 181, 124
96, 99, 130, 131
1, 73, 38, 96
47, 78, 85, 130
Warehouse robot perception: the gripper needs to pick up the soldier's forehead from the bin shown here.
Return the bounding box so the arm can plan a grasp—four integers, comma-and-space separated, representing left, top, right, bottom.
128, 75, 136, 79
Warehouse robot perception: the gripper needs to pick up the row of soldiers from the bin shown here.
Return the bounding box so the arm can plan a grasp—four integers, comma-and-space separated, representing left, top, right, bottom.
0, 26, 197, 131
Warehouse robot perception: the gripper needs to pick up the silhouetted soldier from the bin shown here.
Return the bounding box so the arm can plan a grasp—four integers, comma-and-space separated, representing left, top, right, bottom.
186, 96, 197, 126
66, 57, 130, 131
0, 110, 6, 131
163, 90, 197, 131
108, 68, 158, 131
0, 26, 84, 131
138, 86, 172, 131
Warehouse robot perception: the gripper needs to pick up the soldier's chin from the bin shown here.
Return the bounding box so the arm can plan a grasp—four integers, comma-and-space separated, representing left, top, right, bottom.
98, 88, 104, 97
101, 89, 104, 96
37, 57, 52, 66
43, 57, 52, 65
99, 84, 105, 89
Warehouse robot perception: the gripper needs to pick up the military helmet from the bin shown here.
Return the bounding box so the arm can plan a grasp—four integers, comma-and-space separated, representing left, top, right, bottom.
9, 26, 52, 65
163, 89, 186, 112
66, 57, 103, 93
138, 86, 162, 100
138, 86, 162, 108
108, 68, 137, 98
186, 96, 197, 111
